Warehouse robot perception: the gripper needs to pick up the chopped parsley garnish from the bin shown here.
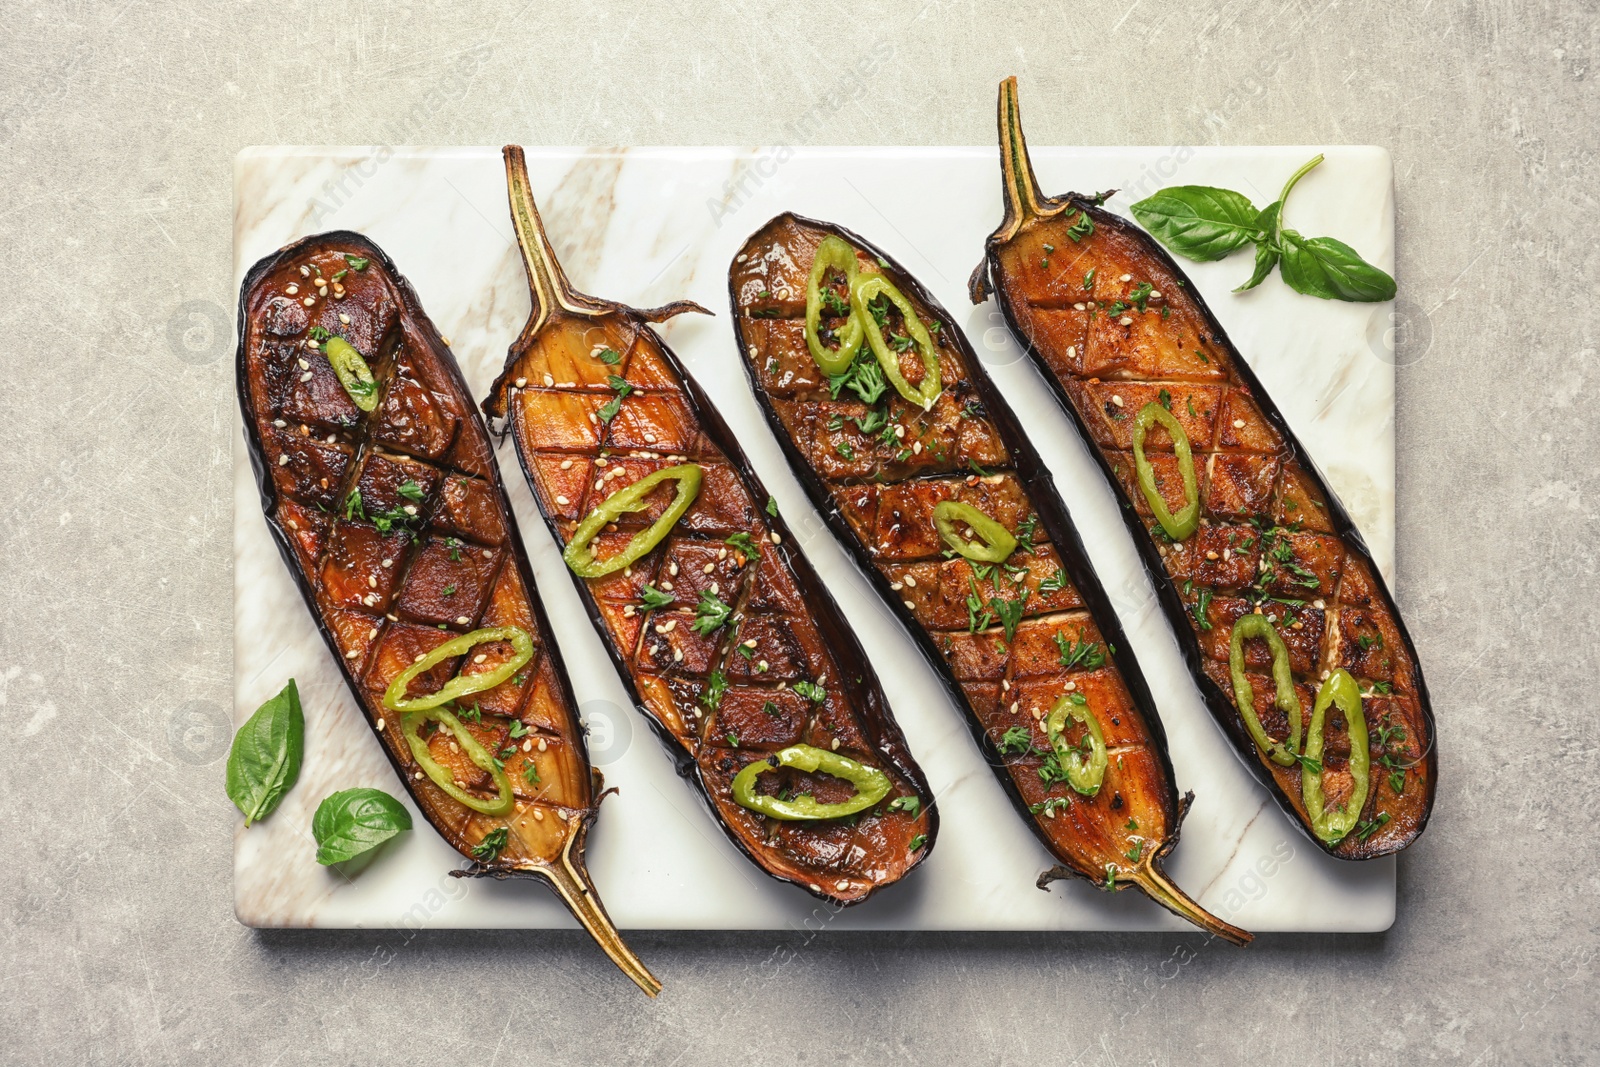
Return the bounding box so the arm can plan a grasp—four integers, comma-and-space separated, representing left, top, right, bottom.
397, 480, 426, 503
765, 496, 779, 517
691, 590, 733, 636
596, 347, 621, 365
347, 256, 370, 271
1066, 211, 1094, 242
791, 679, 827, 703
908, 834, 927, 852
1030, 797, 1072, 817
1353, 812, 1392, 842
997, 726, 1038, 756
699, 669, 728, 710
471, 828, 509, 861
1054, 635, 1106, 670
887, 796, 922, 817
639, 585, 673, 611
725, 532, 761, 560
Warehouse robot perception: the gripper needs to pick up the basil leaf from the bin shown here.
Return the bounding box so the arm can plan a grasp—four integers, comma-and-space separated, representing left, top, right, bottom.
1277, 230, 1397, 302
225, 680, 304, 826
1129, 186, 1262, 262
1234, 201, 1282, 293
312, 787, 413, 865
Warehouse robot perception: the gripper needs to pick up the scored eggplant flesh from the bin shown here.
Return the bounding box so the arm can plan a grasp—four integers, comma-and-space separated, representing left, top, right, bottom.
729, 212, 1250, 944
237, 233, 658, 995
971, 77, 1437, 858
481, 147, 937, 907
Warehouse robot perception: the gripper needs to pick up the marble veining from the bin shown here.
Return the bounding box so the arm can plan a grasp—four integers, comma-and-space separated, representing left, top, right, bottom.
234, 146, 1397, 931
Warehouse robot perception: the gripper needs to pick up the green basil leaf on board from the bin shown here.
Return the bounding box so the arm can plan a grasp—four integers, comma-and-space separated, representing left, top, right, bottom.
1233, 201, 1281, 293
1127, 186, 1262, 261
225, 679, 304, 826
1277, 231, 1398, 302
312, 788, 413, 865
1130, 154, 1395, 304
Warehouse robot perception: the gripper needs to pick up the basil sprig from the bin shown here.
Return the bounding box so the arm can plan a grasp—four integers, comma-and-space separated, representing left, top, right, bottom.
312, 787, 413, 865
1130, 154, 1395, 303
225, 680, 305, 826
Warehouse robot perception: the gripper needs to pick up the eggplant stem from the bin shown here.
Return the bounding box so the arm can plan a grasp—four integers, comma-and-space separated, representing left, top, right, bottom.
532, 814, 662, 996
503, 145, 612, 337
1133, 861, 1253, 947
993, 76, 1069, 242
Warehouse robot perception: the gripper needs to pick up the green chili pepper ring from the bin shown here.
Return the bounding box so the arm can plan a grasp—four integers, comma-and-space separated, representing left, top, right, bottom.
1227, 614, 1303, 767
400, 705, 516, 816
1302, 669, 1370, 844
852, 274, 942, 410
932, 500, 1018, 563
1044, 694, 1108, 796
804, 236, 865, 377
731, 744, 893, 821
324, 336, 380, 412
1131, 402, 1200, 540
382, 626, 535, 714
562, 464, 703, 578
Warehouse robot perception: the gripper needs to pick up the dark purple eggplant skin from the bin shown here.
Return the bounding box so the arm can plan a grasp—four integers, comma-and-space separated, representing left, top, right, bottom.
970, 90, 1437, 859
727, 214, 1251, 945
480, 149, 936, 908
235, 231, 592, 839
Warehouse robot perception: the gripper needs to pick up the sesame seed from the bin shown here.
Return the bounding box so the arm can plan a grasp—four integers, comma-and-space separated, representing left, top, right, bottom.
890, 582, 903, 591
299, 266, 311, 277
1120, 273, 1132, 282
533, 809, 545, 821
414, 771, 424, 780
559, 459, 573, 470
903, 575, 917, 588
414, 653, 427, 663
770, 532, 781, 544
303, 297, 315, 307
1313, 599, 1326, 610
337, 313, 350, 325
1009, 701, 1019, 713
1067, 346, 1076, 359
663, 619, 677, 633
273, 419, 286, 427
1119, 316, 1133, 327
368, 627, 378, 639
377, 719, 386, 731
368, 576, 377, 588
743, 638, 757, 648
1151, 290, 1162, 298
1065, 680, 1076, 691
286, 285, 298, 295
718, 547, 728, 560
473, 653, 487, 664
382, 558, 393, 568
673, 649, 683, 662
1233, 419, 1246, 429
556, 495, 570, 505
644, 434, 657, 444
537, 738, 547, 752
709, 582, 719, 595
1111, 394, 1124, 407
1206, 550, 1219, 561
758, 660, 769, 671
904, 599, 916, 610
483, 550, 493, 559
660, 580, 673, 591
314, 276, 327, 287
297, 358, 310, 370
623, 605, 636, 617
456, 616, 470, 626
318, 286, 328, 297
522, 738, 533, 752
402, 505, 417, 515
703, 562, 715, 574
441, 337, 451, 347
278, 454, 290, 466
299, 371, 313, 383
1074, 303, 1085, 311
830, 738, 841, 751
543, 374, 555, 386
595, 457, 608, 467
669, 562, 679, 576
345, 648, 359, 659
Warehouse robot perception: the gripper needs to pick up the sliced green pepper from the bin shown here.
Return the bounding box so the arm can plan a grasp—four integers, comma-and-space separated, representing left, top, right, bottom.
1228, 614, 1302, 767
852, 273, 941, 410
1302, 668, 1370, 845
932, 501, 1018, 563
562, 464, 702, 578
382, 626, 534, 714
1131, 402, 1199, 540
1044, 693, 1107, 796
324, 336, 379, 412
399, 704, 515, 816
804, 236, 864, 377
731, 744, 892, 821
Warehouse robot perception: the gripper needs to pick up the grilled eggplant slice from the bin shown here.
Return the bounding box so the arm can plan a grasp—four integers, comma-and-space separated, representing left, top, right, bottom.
237, 233, 658, 995
970, 78, 1437, 858
482, 147, 936, 906
730, 213, 1250, 943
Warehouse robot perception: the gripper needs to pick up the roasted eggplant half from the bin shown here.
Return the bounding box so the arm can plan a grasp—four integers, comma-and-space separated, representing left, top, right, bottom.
729, 213, 1250, 944
481, 148, 936, 906
237, 232, 657, 995
970, 78, 1437, 858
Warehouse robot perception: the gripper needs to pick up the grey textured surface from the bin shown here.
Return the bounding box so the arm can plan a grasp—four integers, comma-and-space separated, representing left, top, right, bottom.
2, 1, 1593, 1064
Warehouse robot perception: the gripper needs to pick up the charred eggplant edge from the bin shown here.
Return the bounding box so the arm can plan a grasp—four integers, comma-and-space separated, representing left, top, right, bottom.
730, 213, 1250, 944
479, 163, 938, 909
236, 231, 660, 996
973, 80, 1438, 859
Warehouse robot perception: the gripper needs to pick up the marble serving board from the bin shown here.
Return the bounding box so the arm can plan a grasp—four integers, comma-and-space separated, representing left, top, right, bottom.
234, 146, 1399, 932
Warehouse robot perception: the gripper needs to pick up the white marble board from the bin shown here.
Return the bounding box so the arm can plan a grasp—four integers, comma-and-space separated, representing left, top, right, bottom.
234, 146, 1399, 932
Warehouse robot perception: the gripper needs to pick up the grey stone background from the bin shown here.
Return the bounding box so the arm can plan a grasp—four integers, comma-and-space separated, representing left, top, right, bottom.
2, 0, 1593, 1063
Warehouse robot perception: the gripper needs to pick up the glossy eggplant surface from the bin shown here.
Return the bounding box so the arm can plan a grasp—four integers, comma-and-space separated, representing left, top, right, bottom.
971, 78, 1436, 858
482, 148, 936, 907
237, 232, 657, 994
729, 212, 1250, 943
